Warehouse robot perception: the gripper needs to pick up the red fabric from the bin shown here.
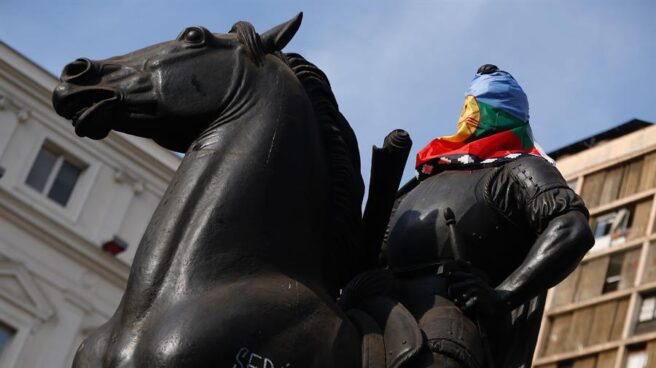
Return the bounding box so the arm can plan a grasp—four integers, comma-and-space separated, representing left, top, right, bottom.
416, 130, 539, 167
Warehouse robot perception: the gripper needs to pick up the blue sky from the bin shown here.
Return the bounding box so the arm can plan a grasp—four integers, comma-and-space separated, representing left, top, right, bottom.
1, 0, 655, 183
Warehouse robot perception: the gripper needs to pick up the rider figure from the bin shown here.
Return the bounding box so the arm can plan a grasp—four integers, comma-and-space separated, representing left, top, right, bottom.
383, 65, 594, 367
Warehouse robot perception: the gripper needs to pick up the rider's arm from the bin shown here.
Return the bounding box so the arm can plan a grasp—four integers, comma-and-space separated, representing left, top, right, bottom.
490, 156, 594, 311
495, 211, 593, 310
450, 156, 594, 314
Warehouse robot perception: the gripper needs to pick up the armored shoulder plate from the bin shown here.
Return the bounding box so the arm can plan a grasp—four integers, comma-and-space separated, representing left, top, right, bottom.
503, 156, 569, 200
486, 156, 588, 233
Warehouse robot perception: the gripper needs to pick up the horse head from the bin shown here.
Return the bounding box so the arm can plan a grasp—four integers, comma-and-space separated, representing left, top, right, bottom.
53, 13, 365, 292
52, 13, 303, 152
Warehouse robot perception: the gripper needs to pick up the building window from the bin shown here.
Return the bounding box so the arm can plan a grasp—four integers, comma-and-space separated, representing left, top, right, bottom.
591, 208, 630, 252
0, 322, 15, 360
635, 294, 656, 334
557, 360, 574, 368
638, 296, 656, 322
25, 144, 83, 206
602, 253, 624, 293
626, 345, 647, 368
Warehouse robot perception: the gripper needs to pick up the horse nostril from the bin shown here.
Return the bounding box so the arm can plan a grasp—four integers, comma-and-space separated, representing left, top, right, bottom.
61, 58, 95, 82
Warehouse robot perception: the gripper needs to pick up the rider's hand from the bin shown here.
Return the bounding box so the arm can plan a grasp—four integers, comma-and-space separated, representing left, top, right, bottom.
448, 271, 506, 317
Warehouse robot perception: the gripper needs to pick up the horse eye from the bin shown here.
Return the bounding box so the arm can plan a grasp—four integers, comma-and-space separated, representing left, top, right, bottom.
181, 27, 205, 44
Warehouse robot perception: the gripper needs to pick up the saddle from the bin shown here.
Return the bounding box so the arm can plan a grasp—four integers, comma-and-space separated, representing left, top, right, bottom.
341, 268, 493, 368
346, 296, 423, 368
340, 269, 422, 368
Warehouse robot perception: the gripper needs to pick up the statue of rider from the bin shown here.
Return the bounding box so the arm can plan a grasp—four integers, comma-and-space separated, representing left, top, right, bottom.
356, 64, 595, 367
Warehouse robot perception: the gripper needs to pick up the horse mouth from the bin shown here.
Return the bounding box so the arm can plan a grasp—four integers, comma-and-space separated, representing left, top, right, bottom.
54, 87, 120, 139
73, 96, 120, 138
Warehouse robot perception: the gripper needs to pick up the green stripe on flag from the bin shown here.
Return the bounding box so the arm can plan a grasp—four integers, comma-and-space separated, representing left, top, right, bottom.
511, 126, 536, 149
471, 101, 528, 141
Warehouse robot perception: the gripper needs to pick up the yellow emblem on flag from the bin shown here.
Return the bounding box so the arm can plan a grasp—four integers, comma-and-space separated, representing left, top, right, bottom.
443, 95, 480, 143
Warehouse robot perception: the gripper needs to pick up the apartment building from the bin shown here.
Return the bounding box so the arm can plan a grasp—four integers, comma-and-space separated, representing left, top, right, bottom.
533, 120, 656, 368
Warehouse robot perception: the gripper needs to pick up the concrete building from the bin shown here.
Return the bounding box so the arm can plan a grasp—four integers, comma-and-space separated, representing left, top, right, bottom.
0, 42, 180, 367
533, 120, 656, 368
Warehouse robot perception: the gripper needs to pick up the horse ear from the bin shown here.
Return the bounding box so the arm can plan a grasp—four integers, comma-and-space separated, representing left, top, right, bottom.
261, 12, 303, 52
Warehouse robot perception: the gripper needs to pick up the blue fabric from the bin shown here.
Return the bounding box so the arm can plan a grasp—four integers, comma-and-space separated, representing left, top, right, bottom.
466, 71, 529, 122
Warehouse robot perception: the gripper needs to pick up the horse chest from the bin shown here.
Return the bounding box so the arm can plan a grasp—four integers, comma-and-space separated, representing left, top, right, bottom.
89, 275, 360, 368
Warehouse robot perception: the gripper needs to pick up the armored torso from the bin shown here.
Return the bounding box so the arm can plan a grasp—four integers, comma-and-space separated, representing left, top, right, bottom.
386, 156, 587, 286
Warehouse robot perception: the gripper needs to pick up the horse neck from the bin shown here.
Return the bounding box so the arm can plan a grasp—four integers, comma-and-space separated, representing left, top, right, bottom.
122, 65, 330, 309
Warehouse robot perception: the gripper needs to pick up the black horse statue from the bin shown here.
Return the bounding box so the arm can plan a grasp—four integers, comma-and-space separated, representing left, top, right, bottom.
52, 13, 383, 367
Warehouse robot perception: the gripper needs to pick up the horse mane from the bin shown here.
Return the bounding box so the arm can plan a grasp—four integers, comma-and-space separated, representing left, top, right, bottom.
284, 53, 365, 293
230, 21, 366, 293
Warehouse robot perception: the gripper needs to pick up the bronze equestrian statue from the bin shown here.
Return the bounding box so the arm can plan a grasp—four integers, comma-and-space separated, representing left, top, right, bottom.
52, 13, 593, 368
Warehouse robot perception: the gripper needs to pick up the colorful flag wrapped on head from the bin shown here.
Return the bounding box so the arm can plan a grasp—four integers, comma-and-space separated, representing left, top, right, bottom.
416, 65, 550, 180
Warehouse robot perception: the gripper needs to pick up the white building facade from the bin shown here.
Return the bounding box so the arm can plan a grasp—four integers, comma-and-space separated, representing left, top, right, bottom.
0, 42, 180, 367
